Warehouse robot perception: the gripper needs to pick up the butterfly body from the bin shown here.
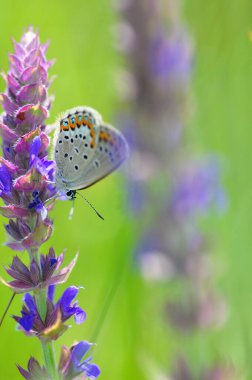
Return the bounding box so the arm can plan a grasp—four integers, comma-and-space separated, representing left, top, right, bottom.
54, 106, 128, 198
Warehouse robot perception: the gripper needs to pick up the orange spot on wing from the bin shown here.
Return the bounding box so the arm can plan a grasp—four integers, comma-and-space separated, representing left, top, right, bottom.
60, 120, 70, 131
83, 118, 96, 148
69, 117, 76, 130
76, 115, 82, 126
99, 131, 114, 143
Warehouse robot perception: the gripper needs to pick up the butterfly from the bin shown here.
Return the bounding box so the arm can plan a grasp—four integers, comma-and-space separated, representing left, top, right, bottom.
54, 106, 129, 203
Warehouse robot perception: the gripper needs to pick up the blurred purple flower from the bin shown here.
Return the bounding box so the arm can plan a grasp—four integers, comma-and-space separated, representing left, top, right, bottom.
150, 29, 193, 82
167, 291, 226, 332
116, 2, 230, 378
170, 159, 227, 219
172, 356, 237, 380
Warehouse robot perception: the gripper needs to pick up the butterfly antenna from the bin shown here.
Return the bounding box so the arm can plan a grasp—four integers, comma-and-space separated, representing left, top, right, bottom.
69, 197, 75, 220
0, 293, 15, 328
76, 191, 104, 220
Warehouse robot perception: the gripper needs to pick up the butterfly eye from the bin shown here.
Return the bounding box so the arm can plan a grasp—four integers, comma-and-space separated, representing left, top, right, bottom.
78, 114, 82, 121
66, 190, 73, 198
71, 117, 75, 124
89, 117, 93, 124
63, 120, 68, 126
84, 114, 89, 121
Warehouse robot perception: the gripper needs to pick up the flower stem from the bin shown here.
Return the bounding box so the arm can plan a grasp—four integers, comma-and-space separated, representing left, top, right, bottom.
42, 341, 60, 380
33, 248, 47, 321
33, 249, 59, 380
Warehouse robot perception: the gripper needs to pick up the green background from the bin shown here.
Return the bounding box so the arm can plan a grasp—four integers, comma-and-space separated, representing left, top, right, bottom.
0, 0, 251, 378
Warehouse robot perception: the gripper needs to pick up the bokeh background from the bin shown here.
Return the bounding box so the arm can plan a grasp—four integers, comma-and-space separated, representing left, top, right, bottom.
0, 0, 251, 379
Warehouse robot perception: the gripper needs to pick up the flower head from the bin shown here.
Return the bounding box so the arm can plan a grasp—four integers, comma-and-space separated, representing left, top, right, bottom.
1, 247, 77, 293
13, 286, 86, 341
0, 27, 56, 251
17, 357, 49, 380
59, 341, 101, 379
18, 342, 100, 380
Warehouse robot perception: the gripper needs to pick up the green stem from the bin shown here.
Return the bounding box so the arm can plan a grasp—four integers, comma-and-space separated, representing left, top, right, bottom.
32, 248, 60, 380
42, 341, 60, 380
35, 287, 47, 321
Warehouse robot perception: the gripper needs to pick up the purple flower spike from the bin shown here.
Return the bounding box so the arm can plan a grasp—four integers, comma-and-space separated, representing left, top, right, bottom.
59, 341, 101, 379
0, 27, 101, 379
0, 27, 56, 251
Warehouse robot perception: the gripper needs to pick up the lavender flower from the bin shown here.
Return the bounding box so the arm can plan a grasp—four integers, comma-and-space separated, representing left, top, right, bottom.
1, 247, 77, 293
116, 1, 229, 379
14, 286, 86, 339
0, 27, 56, 252
0, 28, 100, 379
172, 356, 237, 380
58, 341, 101, 379
18, 341, 100, 380
18, 357, 49, 380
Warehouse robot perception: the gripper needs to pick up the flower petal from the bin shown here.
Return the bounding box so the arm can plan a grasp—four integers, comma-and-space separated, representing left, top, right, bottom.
14, 127, 41, 153
24, 293, 36, 313
17, 365, 30, 380
0, 205, 30, 218
47, 253, 78, 286
8, 54, 24, 75
0, 93, 18, 114
20, 63, 48, 85
22, 218, 53, 249
82, 363, 101, 379
13, 170, 40, 192
60, 286, 78, 310
18, 312, 35, 332
72, 341, 91, 365
0, 278, 35, 293
48, 285, 55, 302
16, 104, 48, 126
16, 83, 47, 105
74, 307, 86, 325
0, 157, 19, 173
0, 165, 12, 194
12, 39, 26, 57
0, 122, 19, 143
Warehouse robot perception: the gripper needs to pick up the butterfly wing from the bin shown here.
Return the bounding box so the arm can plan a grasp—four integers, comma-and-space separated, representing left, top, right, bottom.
54, 107, 101, 186
64, 123, 129, 190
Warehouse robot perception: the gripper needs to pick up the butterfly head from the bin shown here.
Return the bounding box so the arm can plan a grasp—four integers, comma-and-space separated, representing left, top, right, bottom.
65, 190, 77, 200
